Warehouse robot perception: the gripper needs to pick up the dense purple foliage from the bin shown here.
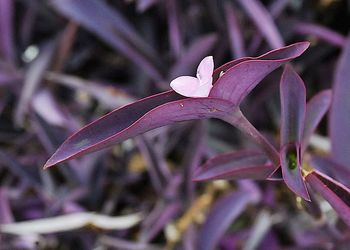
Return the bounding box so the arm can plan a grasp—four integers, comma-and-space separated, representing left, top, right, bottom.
1, 1, 350, 249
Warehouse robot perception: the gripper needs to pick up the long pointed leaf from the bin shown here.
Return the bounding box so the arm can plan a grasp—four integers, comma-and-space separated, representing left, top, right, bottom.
198, 190, 253, 250
45, 72, 134, 109
302, 90, 332, 153
44, 92, 234, 168
51, 0, 163, 81
14, 42, 56, 126
0, 0, 15, 64
193, 150, 275, 181
310, 155, 350, 188
224, 2, 246, 58
166, 0, 182, 58
330, 35, 350, 170
210, 42, 309, 104
236, 0, 284, 49
294, 21, 346, 48
280, 65, 309, 200
305, 170, 350, 228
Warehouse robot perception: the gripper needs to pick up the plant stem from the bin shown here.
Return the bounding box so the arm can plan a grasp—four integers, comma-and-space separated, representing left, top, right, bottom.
222, 109, 280, 167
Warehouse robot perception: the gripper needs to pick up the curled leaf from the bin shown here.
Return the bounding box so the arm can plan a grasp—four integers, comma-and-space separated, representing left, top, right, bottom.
280, 143, 309, 200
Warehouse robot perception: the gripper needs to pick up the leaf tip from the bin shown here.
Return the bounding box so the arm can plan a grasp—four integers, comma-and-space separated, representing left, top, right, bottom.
297, 41, 311, 52
43, 158, 56, 169
192, 168, 205, 182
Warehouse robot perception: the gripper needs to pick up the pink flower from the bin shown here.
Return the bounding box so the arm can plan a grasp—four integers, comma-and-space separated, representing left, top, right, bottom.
170, 56, 214, 97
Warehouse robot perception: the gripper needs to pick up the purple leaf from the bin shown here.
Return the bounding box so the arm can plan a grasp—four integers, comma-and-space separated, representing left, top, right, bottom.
0, 150, 41, 189
193, 150, 275, 181
210, 42, 309, 104
31, 89, 79, 130
0, 189, 14, 224
181, 121, 206, 199
197, 190, 253, 250
310, 155, 350, 188
330, 35, 350, 170
224, 1, 246, 58
0, 62, 19, 85
247, 0, 290, 55
221, 110, 280, 167
0, 0, 15, 64
280, 144, 309, 200
166, 0, 182, 58
141, 202, 181, 242
44, 43, 308, 168
294, 21, 346, 48
268, 0, 290, 17
280, 65, 305, 158
45, 72, 134, 109
305, 170, 350, 228
44, 91, 234, 168
100, 236, 162, 250
280, 65, 309, 200
302, 90, 332, 153
136, 0, 160, 12
51, 0, 163, 82
236, 0, 284, 49
135, 136, 171, 194
14, 42, 56, 126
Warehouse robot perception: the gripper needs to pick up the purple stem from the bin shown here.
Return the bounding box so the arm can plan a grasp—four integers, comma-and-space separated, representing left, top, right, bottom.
222, 109, 280, 167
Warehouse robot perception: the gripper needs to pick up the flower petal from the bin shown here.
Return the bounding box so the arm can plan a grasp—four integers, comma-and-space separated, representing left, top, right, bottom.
196, 56, 214, 85
170, 76, 200, 97
193, 82, 213, 97
210, 42, 309, 104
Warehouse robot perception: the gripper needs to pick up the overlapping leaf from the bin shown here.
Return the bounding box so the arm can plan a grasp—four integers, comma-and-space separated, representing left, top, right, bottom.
236, 0, 284, 49
280, 65, 309, 200
310, 155, 350, 188
193, 150, 275, 181
302, 90, 332, 153
44, 43, 309, 168
306, 170, 350, 228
